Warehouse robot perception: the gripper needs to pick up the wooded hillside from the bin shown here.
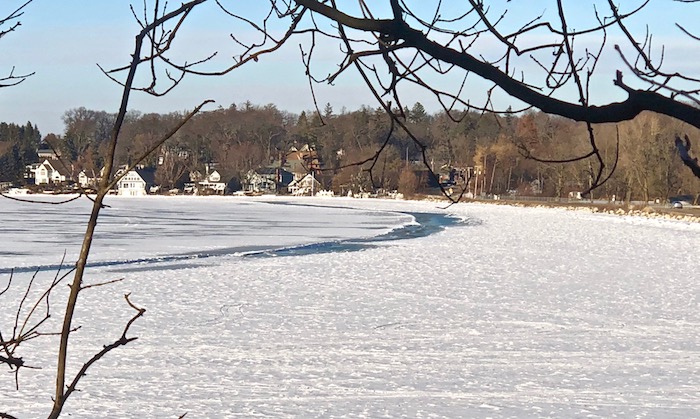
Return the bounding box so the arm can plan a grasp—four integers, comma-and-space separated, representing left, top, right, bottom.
2, 103, 698, 202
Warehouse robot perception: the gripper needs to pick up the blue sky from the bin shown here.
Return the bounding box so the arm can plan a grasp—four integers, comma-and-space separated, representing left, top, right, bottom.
1, 0, 699, 135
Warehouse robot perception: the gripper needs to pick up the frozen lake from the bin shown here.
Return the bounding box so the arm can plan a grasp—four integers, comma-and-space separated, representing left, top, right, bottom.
1, 196, 699, 418
0, 196, 427, 272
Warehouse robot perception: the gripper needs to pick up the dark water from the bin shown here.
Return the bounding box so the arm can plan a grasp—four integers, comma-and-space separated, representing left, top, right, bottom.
245, 211, 462, 258
2, 211, 465, 275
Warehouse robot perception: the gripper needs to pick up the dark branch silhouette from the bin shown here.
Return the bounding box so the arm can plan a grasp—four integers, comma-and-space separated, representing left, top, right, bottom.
675, 135, 700, 178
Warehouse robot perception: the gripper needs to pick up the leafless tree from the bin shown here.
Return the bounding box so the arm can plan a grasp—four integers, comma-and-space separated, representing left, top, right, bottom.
7, 1, 700, 416
179, 0, 700, 198
2, 1, 214, 417
0, 264, 73, 386
0, 1, 34, 88
45, 1, 216, 416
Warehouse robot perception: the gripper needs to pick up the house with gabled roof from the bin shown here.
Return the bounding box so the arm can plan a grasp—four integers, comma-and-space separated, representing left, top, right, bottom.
77, 168, 103, 189
117, 167, 156, 196
288, 173, 322, 196
286, 144, 322, 182
198, 169, 226, 194
183, 164, 228, 194
243, 166, 293, 193
33, 159, 70, 184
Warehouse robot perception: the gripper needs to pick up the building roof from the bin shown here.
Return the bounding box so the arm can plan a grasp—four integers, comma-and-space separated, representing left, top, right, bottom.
43, 160, 71, 177
135, 167, 156, 186
288, 173, 321, 187
255, 167, 278, 175
37, 147, 60, 159
286, 145, 321, 174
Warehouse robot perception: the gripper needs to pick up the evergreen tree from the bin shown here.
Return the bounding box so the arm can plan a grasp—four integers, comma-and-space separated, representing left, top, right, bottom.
323, 103, 333, 119
409, 102, 428, 124
0, 120, 41, 182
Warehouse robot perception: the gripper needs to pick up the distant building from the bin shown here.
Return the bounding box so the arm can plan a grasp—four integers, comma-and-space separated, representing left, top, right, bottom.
117, 167, 156, 196
33, 159, 70, 184
184, 164, 228, 194
243, 144, 320, 194
198, 169, 226, 194
24, 163, 40, 183
37, 144, 60, 160
286, 144, 322, 182
288, 173, 322, 196
78, 169, 102, 188
243, 167, 293, 194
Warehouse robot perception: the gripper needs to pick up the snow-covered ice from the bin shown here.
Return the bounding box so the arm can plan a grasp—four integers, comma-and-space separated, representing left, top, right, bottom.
1, 196, 699, 418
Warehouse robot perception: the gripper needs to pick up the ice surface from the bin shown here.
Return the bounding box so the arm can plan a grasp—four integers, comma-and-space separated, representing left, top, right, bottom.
0, 196, 414, 271
1, 196, 699, 418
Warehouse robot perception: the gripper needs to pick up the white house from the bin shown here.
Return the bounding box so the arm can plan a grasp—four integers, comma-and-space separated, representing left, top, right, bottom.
33, 160, 69, 184
198, 169, 226, 194
184, 168, 227, 194
77, 169, 101, 188
287, 173, 322, 196
117, 168, 156, 196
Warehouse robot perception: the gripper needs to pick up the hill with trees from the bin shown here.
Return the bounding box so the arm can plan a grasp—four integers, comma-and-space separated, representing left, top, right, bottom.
2, 103, 698, 203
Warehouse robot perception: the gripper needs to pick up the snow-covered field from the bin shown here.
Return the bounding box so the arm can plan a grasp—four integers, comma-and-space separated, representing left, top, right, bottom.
1, 196, 699, 418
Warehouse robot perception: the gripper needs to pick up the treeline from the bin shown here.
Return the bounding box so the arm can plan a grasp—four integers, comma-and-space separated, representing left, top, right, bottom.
1, 102, 699, 200
0, 121, 41, 181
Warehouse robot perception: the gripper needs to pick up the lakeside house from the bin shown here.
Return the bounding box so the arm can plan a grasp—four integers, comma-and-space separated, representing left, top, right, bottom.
117, 167, 156, 196
288, 173, 322, 196
184, 164, 228, 194
77, 168, 105, 189
244, 167, 293, 194
198, 169, 226, 194
33, 159, 70, 184
77, 170, 92, 188
286, 144, 322, 182
243, 144, 321, 194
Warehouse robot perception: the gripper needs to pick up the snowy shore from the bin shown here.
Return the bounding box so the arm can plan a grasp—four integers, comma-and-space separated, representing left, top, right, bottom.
1, 196, 699, 417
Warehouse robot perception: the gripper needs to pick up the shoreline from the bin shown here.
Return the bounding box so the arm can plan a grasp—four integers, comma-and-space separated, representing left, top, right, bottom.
416, 193, 700, 223
5, 189, 700, 223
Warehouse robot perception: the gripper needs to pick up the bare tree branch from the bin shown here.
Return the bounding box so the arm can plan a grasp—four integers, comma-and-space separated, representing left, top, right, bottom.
675, 135, 700, 178
61, 294, 145, 405
48, 3, 214, 418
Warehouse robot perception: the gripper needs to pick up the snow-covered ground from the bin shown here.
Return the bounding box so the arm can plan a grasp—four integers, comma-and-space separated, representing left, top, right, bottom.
1, 196, 699, 418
